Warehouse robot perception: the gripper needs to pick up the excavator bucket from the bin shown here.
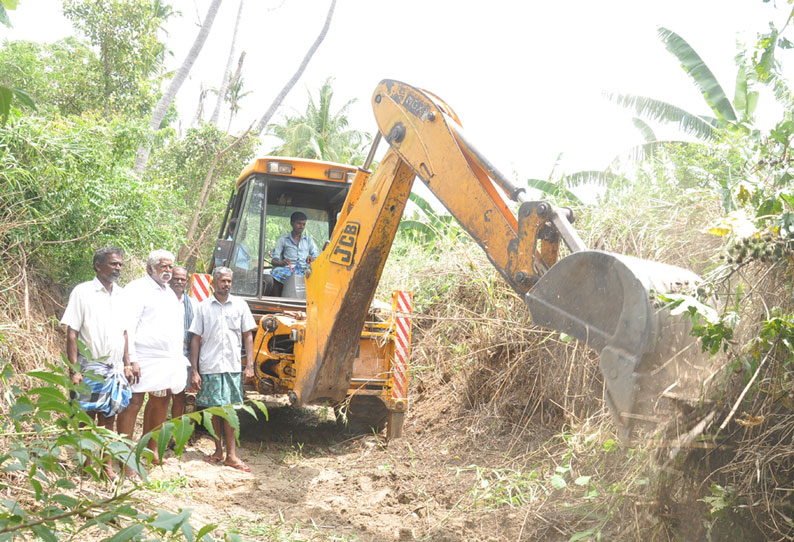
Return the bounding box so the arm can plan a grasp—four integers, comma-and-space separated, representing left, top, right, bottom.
524, 250, 705, 440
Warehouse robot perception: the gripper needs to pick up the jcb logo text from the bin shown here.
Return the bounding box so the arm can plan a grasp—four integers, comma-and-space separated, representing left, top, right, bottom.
330, 222, 359, 266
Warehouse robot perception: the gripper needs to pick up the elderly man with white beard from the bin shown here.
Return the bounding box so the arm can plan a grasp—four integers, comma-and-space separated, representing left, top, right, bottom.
117, 249, 187, 473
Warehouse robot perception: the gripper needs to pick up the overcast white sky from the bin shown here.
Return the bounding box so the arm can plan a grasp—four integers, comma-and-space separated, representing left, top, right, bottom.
4, 0, 790, 186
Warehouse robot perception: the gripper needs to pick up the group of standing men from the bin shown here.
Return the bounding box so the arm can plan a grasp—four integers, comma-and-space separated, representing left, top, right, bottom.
60, 247, 257, 480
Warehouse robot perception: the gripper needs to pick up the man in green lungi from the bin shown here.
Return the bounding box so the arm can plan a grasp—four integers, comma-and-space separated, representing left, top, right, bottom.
188, 266, 256, 471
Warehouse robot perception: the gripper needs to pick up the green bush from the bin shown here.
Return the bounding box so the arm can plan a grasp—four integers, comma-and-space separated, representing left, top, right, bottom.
0, 113, 179, 285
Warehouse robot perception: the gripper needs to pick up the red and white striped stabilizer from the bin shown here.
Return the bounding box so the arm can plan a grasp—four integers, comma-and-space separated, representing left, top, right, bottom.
190, 273, 213, 303
391, 290, 413, 400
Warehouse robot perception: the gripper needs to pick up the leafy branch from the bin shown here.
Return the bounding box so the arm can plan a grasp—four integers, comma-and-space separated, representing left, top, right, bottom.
0, 354, 266, 541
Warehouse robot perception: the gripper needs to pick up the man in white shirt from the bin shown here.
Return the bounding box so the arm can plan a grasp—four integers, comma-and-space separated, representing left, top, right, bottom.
60, 246, 138, 480
189, 266, 256, 472
117, 249, 187, 468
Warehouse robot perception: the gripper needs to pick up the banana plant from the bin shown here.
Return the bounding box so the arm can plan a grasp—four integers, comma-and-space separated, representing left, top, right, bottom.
0, 0, 36, 124
0, 85, 34, 124
606, 27, 762, 142
398, 192, 459, 242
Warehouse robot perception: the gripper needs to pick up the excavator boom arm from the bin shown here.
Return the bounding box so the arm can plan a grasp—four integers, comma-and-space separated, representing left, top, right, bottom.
299, 80, 702, 439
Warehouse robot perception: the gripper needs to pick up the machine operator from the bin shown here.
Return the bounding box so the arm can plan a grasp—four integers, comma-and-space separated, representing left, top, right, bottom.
269, 211, 319, 296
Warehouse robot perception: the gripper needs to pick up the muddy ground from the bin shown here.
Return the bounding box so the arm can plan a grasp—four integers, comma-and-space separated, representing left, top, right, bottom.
139, 401, 550, 542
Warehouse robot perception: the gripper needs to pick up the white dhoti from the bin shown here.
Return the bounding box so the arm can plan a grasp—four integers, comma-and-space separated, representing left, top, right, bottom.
132, 354, 189, 394
125, 274, 190, 395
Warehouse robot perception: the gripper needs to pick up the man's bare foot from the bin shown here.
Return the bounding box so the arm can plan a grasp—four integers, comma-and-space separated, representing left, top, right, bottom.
204, 451, 224, 463
102, 464, 117, 481
123, 467, 142, 481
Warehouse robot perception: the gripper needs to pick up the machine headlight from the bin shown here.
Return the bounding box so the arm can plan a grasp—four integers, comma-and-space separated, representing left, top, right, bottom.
326, 168, 345, 180
267, 161, 293, 174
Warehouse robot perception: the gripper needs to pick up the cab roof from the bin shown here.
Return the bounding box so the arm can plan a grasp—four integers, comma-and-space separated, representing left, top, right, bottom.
236, 156, 359, 189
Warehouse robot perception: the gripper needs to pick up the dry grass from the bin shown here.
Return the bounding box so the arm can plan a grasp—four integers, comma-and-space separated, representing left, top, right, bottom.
683, 258, 794, 541
0, 252, 63, 376
409, 257, 602, 435
0, 192, 67, 376
377, 186, 794, 540
580, 188, 723, 272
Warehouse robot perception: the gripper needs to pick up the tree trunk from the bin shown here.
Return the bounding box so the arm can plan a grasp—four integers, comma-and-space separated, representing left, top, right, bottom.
178, 123, 254, 263
102, 39, 110, 114
133, 0, 223, 175
226, 52, 246, 132
185, 219, 219, 271
191, 82, 209, 127
255, 0, 336, 136
210, 0, 244, 126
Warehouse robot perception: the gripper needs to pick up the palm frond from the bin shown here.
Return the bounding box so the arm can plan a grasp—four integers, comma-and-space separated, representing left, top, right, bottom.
631, 118, 657, 143
526, 178, 583, 204
605, 92, 716, 140
614, 139, 702, 164
562, 171, 616, 189
657, 27, 737, 122
268, 78, 367, 160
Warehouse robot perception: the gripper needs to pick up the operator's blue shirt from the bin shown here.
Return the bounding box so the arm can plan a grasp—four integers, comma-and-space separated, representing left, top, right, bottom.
270, 232, 319, 284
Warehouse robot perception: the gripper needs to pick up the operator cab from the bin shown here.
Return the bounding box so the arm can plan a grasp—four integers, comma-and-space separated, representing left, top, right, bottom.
211, 157, 357, 314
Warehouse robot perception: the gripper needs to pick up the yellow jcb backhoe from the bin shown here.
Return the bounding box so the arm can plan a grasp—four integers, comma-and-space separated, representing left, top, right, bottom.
202, 79, 708, 441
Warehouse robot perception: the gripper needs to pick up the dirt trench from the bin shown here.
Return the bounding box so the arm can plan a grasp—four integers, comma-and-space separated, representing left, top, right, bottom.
142, 405, 526, 542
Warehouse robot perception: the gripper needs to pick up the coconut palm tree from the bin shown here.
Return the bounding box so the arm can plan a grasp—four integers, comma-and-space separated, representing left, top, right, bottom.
210, 0, 244, 127
255, 0, 336, 136
226, 73, 253, 131
267, 77, 368, 164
